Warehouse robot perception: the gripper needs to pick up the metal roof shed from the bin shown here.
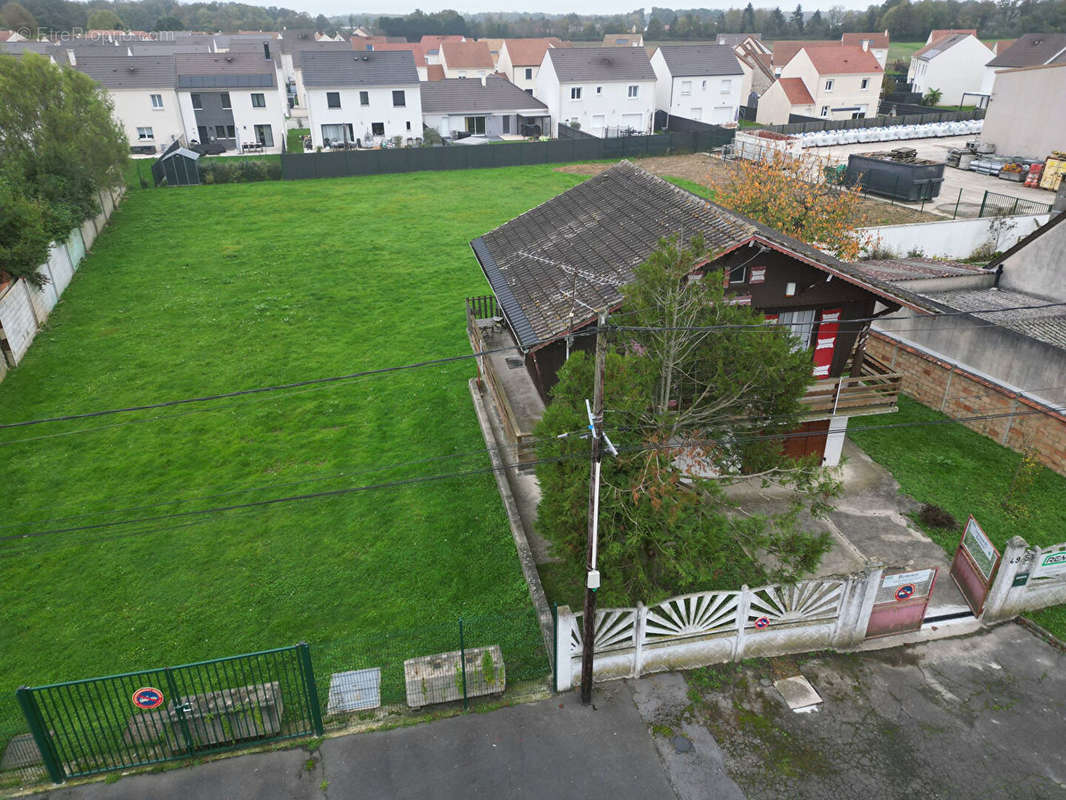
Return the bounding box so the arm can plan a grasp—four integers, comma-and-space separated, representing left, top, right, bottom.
152, 144, 201, 186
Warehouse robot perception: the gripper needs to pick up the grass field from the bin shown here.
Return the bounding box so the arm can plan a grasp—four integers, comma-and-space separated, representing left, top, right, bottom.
849, 396, 1066, 639
0, 166, 586, 740
887, 41, 926, 64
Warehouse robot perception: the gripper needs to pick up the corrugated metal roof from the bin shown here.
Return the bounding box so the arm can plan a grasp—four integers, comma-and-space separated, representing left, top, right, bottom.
923, 287, 1066, 351
300, 50, 419, 87
851, 258, 987, 282
420, 77, 547, 113
656, 44, 744, 77
545, 46, 656, 82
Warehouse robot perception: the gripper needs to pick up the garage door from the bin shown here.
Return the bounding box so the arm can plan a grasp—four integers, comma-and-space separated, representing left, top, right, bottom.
622, 113, 643, 132
711, 106, 733, 124
591, 114, 606, 136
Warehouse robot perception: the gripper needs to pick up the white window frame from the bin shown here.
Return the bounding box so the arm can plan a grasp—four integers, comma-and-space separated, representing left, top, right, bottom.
680, 80, 692, 96
150, 93, 163, 109
251, 93, 266, 108
860, 78, 869, 90
190, 93, 202, 110
596, 86, 602, 95
720, 78, 732, 93
570, 86, 582, 100
326, 91, 341, 109
136, 126, 154, 140
778, 309, 817, 351
627, 84, 639, 98
524, 67, 533, 80
824, 79, 834, 92
701, 79, 708, 89
220, 92, 231, 109
820, 105, 829, 117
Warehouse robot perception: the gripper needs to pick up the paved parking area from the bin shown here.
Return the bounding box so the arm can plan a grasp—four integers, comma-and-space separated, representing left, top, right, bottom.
813, 135, 1056, 217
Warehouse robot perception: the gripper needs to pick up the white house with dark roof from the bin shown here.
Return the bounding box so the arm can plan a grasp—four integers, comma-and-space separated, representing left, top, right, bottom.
980, 32, 1066, 96
907, 32, 993, 105
301, 50, 422, 149
421, 76, 550, 139
534, 46, 657, 137
176, 52, 286, 152
73, 54, 185, 153
650, 44, 744, 124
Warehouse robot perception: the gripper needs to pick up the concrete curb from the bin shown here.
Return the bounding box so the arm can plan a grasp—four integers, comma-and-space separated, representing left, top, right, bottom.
467, 378, 555, 664
1017, 615, 1066, 652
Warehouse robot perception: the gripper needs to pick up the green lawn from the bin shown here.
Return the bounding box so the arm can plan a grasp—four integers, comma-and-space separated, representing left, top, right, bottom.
0, 166, 586, 741
849, 396, 1066, 639
888, 41, 925, 64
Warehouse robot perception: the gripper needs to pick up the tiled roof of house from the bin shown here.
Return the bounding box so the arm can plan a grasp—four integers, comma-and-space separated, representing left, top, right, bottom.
913, 32, 974, 60
503, 37, 563, 66
986, 32, 1066, 67
735, 41, 774, 80
778, 76, 814, 105
175, 52, 277, 88
300, 50, 419, 87
426, 64, 445, 80
805, 45, 883, 74
771, 39, 840, 67
603, 33, 643, 46
717, 33, 762, 47
842, 32, 890, 49
850, 258, 987, 282
470, 161, 933, 349
655, 44, 743, 77
420, 76, 548, 113
73, 54, 177, 89
440, 40, 493, 69
928, 29, 977, 42
545, 46, 655, 82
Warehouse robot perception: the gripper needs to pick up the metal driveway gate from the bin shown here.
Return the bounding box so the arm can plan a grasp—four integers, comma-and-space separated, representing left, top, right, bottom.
950, 515, 1001, 615
865, 567, 939, 638
16, 644, 323, 783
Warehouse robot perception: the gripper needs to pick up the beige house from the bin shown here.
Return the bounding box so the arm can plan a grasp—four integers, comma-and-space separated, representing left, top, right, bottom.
439, 40, 494, 80
981, 62, 1066, 158
841, 31, 890, 68
497, 38, 564, 93
756, 45, 883, 125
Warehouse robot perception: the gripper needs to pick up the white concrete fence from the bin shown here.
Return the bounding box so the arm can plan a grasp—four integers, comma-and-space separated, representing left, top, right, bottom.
555, 532, 1066, 688
553, 569, 882, 689
859, 213, 1049, 261
0, 186, 124, 375
983, 537, 1066, 623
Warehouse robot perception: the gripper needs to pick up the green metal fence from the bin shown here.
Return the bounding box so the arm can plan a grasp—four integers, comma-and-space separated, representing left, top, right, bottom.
14, 644, 322, 784
978, 189, 1054, 218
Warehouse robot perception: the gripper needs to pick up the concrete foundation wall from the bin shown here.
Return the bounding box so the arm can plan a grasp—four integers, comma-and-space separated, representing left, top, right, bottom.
859, 214, 1050, 260
867, 331, 1066, 475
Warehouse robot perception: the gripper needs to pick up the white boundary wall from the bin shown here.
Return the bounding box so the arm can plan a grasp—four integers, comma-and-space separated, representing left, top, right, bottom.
0, 186, 123, 373
554, 568, 882, 689
982, 536, 1066, 622
859, 213, 1050, 260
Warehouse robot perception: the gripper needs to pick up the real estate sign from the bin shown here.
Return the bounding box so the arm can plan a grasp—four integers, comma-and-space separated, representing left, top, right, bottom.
1033, 549, 1066, 579
961, 516, 998, 582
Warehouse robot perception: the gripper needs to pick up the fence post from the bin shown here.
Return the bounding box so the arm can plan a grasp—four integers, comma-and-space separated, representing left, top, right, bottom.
163, 668, 195, 755
1012, 197, 1019, 216
16, 687, 65, 784
831, 566, 882, 648
953, 188, 962, 219
458, 617, 469, 710
732, 585, 751, 662
981, 536, 1031, 623
554, 605, 575, 691
631, 603, 647, 678
297, 643, 325, 735
979, 190, 989, 217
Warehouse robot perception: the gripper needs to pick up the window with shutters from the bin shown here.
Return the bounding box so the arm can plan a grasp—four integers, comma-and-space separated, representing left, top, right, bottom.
777, 309, 816, 351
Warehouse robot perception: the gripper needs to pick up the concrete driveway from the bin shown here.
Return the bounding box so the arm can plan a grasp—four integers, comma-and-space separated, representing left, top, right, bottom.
813, 135, 1055, 217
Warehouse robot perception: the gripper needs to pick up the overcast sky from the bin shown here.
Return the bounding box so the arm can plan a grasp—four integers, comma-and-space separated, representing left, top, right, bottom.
272, 0, 875, 19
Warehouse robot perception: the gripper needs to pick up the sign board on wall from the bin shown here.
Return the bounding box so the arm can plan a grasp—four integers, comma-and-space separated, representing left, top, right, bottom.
961, 516, 998, 581
1033, 548, 1066, 579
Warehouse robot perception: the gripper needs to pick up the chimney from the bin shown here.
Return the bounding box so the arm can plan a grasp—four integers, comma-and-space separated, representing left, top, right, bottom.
263, 41, 270, 60
66, 49, 75, 65
480, 74, 486, 87
862, 40, 869, 51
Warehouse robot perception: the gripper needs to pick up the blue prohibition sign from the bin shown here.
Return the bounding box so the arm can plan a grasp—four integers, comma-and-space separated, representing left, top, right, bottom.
132, 687, 164, 710
895, 584, 916, 601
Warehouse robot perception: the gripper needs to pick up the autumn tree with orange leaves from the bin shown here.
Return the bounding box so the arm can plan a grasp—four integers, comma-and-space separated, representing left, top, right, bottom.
716, 150, 868, 262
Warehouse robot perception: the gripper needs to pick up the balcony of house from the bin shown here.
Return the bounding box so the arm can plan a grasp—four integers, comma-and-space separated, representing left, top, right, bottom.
465, 296, 543, 464
800, 354, 902, 421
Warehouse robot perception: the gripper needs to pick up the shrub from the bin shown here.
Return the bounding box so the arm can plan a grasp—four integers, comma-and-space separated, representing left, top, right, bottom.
918, 504, 959, 530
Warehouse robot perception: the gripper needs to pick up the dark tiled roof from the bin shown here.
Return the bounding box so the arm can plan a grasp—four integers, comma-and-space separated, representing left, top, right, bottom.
655, 44, 743, 77
176, 52, 276, 88
851, 258, 987, 282
987, 32, 1066, 67
420, 77, 547, 113
74, 54, 177, 89
717, 33, 762, 47
300, 50, 418, 87
470, 161, 933, 348
546, 46, 655, 82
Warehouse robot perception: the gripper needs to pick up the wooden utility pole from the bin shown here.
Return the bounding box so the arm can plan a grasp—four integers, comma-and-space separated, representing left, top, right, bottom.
581, 309, 609, 705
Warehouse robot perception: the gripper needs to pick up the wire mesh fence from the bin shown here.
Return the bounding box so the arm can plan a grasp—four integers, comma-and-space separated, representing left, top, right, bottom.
978, 190, 1054, 218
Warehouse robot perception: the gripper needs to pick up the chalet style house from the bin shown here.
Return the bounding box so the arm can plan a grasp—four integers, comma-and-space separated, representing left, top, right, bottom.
466, 162, 935, 467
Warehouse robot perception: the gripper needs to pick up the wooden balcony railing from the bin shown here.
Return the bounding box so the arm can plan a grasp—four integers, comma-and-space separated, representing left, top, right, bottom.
801, 357, 902, 419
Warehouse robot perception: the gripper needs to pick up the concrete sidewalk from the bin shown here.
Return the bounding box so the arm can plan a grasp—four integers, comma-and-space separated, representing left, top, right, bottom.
38, 683, 677, 800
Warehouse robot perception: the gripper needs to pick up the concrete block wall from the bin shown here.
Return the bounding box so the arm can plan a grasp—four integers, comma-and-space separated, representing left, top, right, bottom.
982, 537, 1066, 622
868, 331, 1066, 475
0, 186, 123, 375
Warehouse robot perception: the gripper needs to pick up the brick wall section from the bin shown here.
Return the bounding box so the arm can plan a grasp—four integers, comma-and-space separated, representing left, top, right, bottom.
868, 331, 1066, 475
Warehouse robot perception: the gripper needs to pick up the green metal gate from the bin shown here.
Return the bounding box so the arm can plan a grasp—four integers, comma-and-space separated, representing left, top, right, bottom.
16, 644, 323, 784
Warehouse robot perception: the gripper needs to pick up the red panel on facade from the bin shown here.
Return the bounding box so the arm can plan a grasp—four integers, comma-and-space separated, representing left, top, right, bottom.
812, 307, 841, 379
